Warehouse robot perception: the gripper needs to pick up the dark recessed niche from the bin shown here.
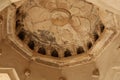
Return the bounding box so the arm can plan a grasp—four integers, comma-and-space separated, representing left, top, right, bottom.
16, 20, 24, 30
38, 47, 46, 55
0, 15, 3, 24
51, 49, 59, 57
16, 20, 20, 29
64, 49, 71, 57
100, 24, 105, 33
16, 7, 21, 15
87, 41, 92, 49
18, 30, 26, 41
93, 68, 100, 76
59, 77, 66, 80
28, 40, 35, 50
93, 32, 99, 41
16, 9, 20, 15
77, 46, 85, 54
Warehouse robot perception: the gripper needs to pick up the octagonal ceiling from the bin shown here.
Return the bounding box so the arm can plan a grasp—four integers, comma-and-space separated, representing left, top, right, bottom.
15, 0, 104, 57
4, 0, 115, 67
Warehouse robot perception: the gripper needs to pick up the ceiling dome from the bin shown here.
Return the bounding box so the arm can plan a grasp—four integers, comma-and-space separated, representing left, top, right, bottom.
15, 0, 104, 58
5, 0, 114, 67
0, 0, 118, 80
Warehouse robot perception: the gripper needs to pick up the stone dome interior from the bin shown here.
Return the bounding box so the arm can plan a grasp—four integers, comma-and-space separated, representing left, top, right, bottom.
15, 0, 105, 58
